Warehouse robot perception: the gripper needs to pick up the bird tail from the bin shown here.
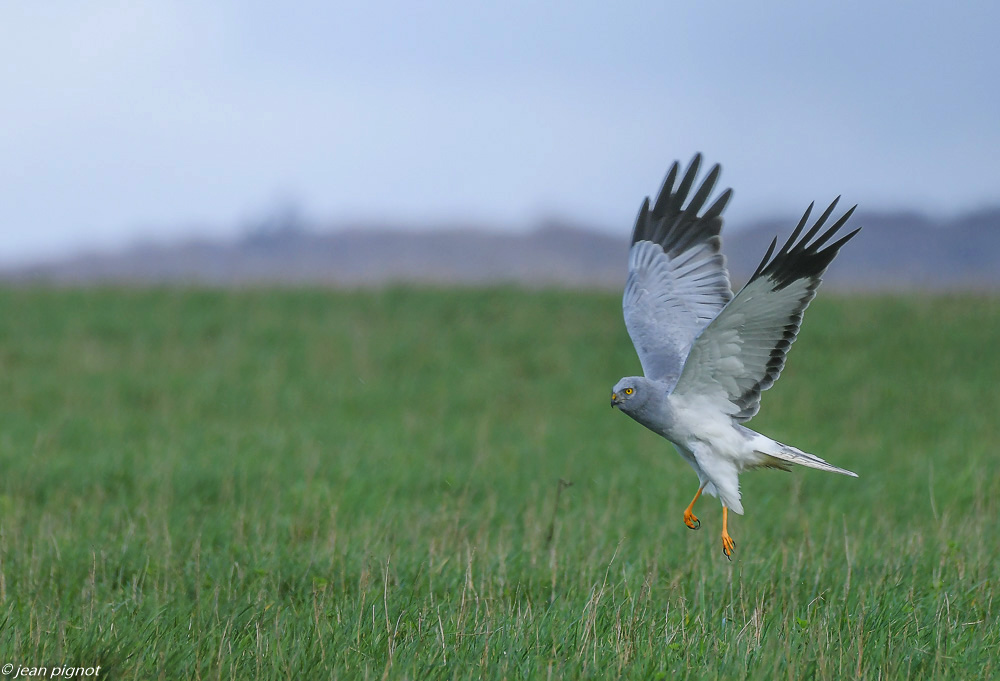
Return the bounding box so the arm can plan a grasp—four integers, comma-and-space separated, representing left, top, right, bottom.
751, 434, 858, 477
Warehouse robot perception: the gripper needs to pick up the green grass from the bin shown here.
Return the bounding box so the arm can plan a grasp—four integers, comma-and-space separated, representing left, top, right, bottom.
0, 286, 997, 679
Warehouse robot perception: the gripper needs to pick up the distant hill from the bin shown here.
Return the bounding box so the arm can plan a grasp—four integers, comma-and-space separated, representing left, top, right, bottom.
4, 207, 1000, 290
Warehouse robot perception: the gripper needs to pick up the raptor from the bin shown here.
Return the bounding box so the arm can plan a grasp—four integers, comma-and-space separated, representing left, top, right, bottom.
611, 154, 859, 559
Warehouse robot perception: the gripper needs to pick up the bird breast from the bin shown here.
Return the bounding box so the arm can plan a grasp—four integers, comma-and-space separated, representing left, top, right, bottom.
666, 392, 744, 455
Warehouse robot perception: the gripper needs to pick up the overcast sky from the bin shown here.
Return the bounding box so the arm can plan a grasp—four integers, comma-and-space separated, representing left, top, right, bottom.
2, 1, 998, 263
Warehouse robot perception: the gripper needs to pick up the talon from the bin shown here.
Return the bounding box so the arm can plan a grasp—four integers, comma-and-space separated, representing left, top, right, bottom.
683, 484, 706, 532
683, 510, 701, 531
721, 506, 736, 560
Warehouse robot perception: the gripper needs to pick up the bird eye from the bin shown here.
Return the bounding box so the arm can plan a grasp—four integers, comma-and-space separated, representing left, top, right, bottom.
624, 387, 633, 395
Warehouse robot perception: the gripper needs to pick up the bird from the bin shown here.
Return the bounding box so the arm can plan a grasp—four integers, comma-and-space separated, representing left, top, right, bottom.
610, 154, 860, 559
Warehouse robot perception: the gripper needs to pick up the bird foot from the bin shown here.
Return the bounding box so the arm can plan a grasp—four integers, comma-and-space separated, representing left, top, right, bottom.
721, 531, 736, 560
683, 509, 701, 530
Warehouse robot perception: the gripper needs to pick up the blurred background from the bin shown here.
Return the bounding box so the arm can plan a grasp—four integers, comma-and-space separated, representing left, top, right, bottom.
2, 1, 998, 289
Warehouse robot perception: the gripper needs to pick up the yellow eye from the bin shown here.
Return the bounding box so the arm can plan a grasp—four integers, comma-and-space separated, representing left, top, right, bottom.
624, 387, 633, 395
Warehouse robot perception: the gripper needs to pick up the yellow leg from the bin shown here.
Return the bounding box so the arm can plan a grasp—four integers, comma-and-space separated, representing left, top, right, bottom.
683, 484, 705, 530
721, 507, 736, 560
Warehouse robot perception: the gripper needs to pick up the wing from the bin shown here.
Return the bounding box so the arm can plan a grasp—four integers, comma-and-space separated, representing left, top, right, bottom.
672, 198, 860, 421
623, 154, 734, 385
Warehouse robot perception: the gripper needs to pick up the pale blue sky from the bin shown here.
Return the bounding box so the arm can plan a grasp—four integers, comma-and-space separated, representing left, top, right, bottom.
2, 1, 998, 263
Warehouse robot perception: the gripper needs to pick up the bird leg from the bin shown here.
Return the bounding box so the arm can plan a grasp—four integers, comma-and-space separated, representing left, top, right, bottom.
683, 484, 705, 530
721, 507, 736, 560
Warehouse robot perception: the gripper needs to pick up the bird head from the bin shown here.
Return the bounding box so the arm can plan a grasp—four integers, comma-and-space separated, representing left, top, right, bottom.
611, 377, 641, 411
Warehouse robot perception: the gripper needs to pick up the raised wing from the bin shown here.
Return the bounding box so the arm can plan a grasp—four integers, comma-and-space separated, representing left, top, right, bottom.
623, 154, 734, 385
672, 198, 860, 421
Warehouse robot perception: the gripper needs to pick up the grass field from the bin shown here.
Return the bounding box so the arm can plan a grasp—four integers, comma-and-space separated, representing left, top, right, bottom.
0, 287, 997, 679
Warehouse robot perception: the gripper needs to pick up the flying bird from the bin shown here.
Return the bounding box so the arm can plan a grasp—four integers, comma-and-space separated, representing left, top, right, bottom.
611, 154, 859, 559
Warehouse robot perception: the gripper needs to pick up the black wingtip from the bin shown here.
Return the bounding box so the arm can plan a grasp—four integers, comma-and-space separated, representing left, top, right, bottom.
703, 187, 733, 222
629, 197, 651, 245
748, 199, 860, 290
802, 197, 840, 243
675, 155, 702, 204
812, 202, 857, 250
651, 161, 681, 216
683, 163, 722, 217
633, 154, 732, 250
827, 225, 862, 252
750, 236, 779, 281
779, 202, 814, 257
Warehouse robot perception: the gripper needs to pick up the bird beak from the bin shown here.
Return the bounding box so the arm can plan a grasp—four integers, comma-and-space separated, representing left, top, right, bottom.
611, 392, 618, 408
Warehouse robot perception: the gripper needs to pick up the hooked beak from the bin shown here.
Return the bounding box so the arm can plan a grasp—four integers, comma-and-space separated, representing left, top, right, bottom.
611, 392, 618, 408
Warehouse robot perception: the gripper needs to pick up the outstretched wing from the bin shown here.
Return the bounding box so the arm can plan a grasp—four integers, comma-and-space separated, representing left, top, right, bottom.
672, 198, 860, 421
623, 154, 734, 385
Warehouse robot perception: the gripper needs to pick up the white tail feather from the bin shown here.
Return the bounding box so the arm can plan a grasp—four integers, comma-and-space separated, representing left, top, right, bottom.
752, 434, 858, 477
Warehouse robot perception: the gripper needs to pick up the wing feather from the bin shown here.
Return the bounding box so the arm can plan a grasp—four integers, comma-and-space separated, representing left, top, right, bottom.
623, 155, 734, 384
672, 199, 860, 420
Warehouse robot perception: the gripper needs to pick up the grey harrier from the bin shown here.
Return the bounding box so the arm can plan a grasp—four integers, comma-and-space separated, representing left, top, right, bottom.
611, 154, 859, 559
